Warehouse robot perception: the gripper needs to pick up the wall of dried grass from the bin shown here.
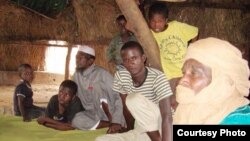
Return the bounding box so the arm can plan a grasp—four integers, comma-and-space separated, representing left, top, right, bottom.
0, 43, 46, 71
0, 0, 119, 73
0, 0, 249, 73
167, 5, 250, 61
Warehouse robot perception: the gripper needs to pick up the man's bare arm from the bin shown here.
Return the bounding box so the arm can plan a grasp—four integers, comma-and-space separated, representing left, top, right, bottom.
159, 97, 173, 141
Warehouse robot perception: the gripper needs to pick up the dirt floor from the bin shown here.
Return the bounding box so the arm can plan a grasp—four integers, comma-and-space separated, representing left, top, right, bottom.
0, 84, 58, 115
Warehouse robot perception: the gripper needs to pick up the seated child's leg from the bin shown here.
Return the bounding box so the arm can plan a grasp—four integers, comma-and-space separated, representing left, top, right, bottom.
27, 106, 45, 119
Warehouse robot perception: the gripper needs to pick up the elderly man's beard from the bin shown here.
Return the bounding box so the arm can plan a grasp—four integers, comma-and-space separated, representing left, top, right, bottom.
176, 75, 235, 105
176, 79, 224, 105
176, 85, 196, 104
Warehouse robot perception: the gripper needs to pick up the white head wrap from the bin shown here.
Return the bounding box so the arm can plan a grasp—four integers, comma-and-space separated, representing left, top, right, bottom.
174, 37, 250, 124
185, 37, 250, 96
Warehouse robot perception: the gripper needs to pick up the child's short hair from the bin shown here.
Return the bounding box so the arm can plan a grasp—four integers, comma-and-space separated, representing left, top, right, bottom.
121, 41, 144, 55
116, 15, 126, 22
18, 64, 32, 77
60, 80, 78, 95
148, 2, 169, 20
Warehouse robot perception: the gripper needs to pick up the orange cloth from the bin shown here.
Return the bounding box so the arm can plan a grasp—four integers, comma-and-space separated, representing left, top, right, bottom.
173, 37, 250, 124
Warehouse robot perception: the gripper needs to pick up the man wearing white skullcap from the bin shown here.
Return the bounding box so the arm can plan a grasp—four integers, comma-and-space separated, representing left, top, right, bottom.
173, 37, 250, 124
77, 45, 95, 57
72, 45, 124, 133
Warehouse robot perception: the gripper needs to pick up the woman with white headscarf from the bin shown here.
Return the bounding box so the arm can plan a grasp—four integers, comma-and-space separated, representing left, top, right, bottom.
173, 37, 250, 124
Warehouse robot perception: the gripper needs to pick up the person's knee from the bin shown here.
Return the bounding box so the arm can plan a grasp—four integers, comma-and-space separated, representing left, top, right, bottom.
71, 112, 85, 129
71, 116, 79, 129
71, 117, 89, 130
72, 112, 100, 130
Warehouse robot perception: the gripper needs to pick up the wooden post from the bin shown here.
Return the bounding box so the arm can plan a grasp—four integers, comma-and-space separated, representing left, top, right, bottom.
115, 0, 162, 71
65, 46, 72, 80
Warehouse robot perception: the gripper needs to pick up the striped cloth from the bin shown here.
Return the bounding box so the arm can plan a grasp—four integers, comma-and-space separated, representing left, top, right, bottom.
113, 67, 172, 104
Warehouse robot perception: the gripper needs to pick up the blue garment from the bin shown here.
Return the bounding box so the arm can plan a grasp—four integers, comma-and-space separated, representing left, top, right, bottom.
220, 105, 250, 125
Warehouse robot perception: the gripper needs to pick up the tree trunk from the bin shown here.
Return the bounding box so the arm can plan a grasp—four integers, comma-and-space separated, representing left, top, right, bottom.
115, 0, 162, 71
65, 46, 72, 80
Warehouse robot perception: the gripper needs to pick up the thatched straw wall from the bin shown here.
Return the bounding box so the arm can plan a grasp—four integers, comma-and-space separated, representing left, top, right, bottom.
0, 0, 120, 73
0, 0, 249, 74
72, 0, 120, 43
0, 43, 46, 71
168, 5, 250, 56
0, 0, 80, 42
0, 1, 69, 41
0, 0, 120, 43
0, 41, 115, 74
145, 0, 250, 61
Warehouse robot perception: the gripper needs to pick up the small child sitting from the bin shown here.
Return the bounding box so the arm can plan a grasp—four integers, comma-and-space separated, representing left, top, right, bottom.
13, 64, 45, 122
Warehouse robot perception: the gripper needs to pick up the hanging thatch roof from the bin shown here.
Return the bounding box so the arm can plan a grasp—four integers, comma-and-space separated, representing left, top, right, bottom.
0, 0, 249, 43
0, 0, 121, 43
0, 0, 249, 72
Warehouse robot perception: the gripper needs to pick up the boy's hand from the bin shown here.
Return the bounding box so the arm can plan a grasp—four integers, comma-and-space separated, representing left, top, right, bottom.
118, 127, 130, 133
107, 123, 122, 134
37, 116, 46, 125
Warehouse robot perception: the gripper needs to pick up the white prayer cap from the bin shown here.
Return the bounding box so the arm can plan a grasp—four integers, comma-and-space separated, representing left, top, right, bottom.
76, 45, 95, 56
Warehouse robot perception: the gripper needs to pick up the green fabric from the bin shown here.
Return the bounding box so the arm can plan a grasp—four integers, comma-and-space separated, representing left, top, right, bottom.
0, 116, 106, 141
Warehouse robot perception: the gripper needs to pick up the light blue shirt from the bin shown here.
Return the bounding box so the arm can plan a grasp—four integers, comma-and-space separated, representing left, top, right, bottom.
220, 105, 250, 125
